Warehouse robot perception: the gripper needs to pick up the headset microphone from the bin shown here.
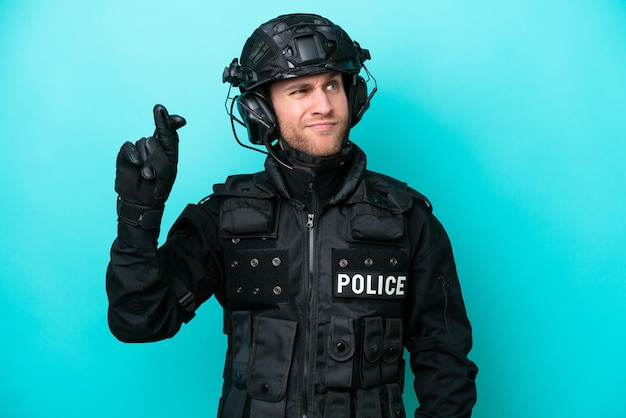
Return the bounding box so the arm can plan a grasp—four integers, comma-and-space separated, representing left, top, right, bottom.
263, 130, 296, 171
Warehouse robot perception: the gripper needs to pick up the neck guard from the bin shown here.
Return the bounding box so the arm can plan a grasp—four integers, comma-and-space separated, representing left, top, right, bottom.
274, 138, 354, 174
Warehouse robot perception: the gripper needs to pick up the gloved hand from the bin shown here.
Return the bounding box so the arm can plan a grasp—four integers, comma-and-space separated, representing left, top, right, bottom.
115, 104, 186, 207
115, 104, 186, 229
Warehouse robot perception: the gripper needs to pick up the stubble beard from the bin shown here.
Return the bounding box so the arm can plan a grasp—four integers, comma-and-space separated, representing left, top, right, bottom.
278, 119, 349, 158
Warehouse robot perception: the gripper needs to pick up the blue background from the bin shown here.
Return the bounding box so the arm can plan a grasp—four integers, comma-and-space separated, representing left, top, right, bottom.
1, 0, 625, 416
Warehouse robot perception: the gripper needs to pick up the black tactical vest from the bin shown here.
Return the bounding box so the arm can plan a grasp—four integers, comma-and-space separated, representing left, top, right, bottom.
214, 170, 424, 418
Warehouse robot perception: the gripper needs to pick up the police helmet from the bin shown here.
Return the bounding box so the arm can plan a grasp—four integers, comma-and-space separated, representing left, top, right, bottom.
224, 13, 374, 145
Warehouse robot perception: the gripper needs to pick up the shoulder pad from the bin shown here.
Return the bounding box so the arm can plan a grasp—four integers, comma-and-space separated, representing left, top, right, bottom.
349, 171, 412, 214
212, 172, 276, 199
408, 187, 433, 213
350, 171, 433, 214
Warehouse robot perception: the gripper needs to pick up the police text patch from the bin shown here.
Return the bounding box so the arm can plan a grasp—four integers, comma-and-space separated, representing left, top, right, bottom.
335, 272, 406, 298
332, 248, 409, 300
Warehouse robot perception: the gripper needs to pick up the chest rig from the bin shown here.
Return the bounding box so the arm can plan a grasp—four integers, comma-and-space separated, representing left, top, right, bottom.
213, 170, 427, 418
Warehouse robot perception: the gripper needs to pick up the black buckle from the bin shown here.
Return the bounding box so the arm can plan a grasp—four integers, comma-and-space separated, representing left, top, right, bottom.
178, 290, 196, 312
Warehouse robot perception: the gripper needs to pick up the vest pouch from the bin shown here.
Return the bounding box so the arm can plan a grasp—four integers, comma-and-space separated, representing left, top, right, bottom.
361, 317, 383, 388
323, 391, 351, 418
349, 202, 405, 242
326, 316, 356, 389
381, 318, 404, 385
221, 196, 277, 237
219, 311, 251, 418
381, 383, 406, 418
247, 316, 297, 417
355, 388, 382, 417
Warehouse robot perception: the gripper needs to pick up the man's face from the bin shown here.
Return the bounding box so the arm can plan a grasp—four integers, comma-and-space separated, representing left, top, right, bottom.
269, 71, 349, 158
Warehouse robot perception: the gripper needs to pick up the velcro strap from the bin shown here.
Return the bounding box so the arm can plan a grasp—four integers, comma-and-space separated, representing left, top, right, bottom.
117, 198, 163, 229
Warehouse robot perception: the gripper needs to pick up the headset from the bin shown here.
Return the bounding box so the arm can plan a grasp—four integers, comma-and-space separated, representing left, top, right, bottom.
223, 14, 377, 159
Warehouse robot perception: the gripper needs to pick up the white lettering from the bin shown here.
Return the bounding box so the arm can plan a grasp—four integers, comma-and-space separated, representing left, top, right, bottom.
335, 272, 407, 298
366, 274, 378, 295
385, 276, 397, 295
352, 274, 364, 294
396, 276, 406, 295
337, 273, 350, 294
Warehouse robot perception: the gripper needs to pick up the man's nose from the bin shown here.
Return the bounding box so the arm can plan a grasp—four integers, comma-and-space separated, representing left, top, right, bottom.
310, 88, 333, 115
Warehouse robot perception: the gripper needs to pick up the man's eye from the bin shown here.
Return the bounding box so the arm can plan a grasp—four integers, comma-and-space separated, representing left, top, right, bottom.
327, 82, 338, 90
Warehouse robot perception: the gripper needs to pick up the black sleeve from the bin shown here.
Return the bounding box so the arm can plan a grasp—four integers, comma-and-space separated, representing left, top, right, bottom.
404, 206, 478, 418
106, 198, 223, 343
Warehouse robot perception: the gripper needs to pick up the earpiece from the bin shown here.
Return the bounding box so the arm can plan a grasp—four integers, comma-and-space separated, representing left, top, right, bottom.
348, 74, 370, 127
236, 91, 277, 145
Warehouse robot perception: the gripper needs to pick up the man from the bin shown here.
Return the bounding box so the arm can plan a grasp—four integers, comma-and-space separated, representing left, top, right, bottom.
107, 13, 478, 418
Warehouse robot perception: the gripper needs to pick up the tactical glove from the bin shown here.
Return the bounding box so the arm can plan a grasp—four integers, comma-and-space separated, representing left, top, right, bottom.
115, 104, 186, 228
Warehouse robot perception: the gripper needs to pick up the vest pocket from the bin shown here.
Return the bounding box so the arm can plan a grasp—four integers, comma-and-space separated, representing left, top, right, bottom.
326, 316, 356, 389
221, 197, 277, 237
381, 383, 406, 418
356, 388, 382, 417
324, 385, 406, 418
361, 317, 405, 389
247, 316, 297, 402
323, 391, 351, 417
354, 384, 406, 418
381, 318, 404, 386
219, 311, 251, 418
361, 317, 384, 387
349, 202, 405, 242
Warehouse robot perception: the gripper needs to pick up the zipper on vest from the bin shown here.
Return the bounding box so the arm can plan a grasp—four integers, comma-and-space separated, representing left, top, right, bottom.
300, 212, 315, 418
301, 182, 319, 418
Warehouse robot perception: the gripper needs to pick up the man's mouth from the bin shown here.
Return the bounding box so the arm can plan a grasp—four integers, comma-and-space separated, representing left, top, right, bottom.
307, 121, 336, 132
